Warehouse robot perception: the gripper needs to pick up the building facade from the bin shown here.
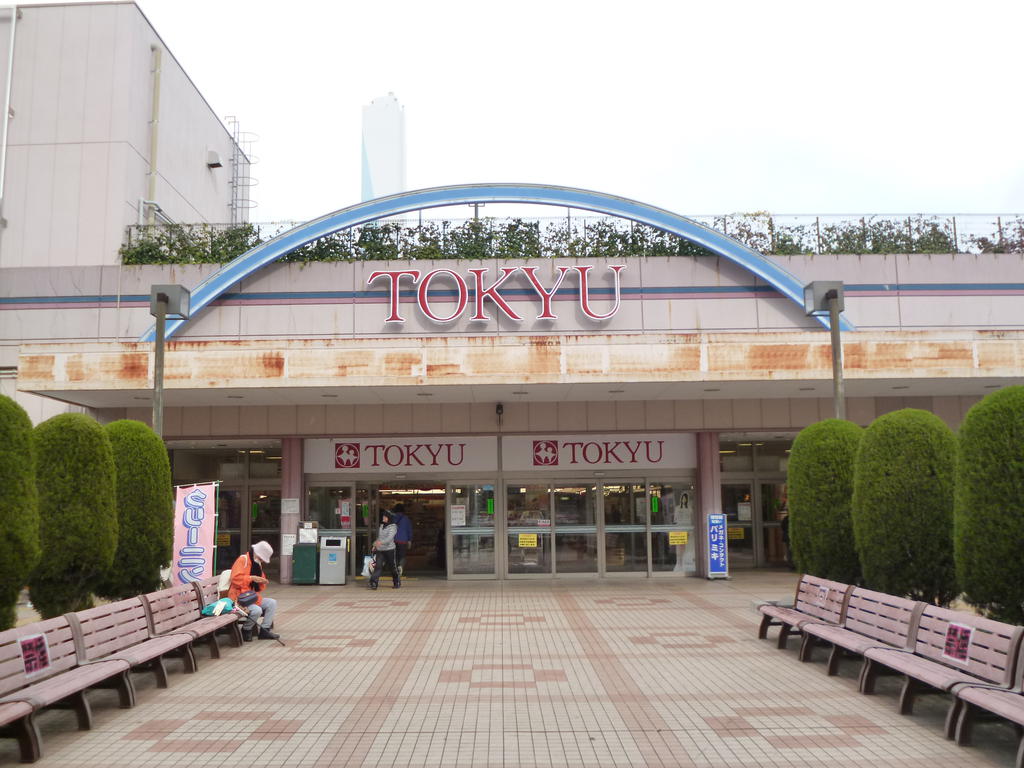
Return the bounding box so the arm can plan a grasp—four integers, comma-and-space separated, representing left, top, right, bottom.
2, 3, 1023, 585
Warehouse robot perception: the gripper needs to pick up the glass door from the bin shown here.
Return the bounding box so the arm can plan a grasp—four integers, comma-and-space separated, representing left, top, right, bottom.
215, 487, 243, 573
448, 484, 496, 577
250, 488, 282, 582
506, 484, 553, 576
553, 484, 598, 574
307, 485, 356, 575
721, 483, 755, 569
602, 483, 647, 573
760, 481, 790, 568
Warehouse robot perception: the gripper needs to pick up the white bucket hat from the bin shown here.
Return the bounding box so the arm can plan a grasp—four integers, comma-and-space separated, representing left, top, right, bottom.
252, 540, 274, 564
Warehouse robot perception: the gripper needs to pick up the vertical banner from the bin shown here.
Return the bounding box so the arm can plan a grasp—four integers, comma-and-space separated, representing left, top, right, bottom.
707, 513, 729, 579
173, 482, 219, 584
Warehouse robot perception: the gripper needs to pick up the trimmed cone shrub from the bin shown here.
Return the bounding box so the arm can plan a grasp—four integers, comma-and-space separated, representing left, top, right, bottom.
29, 413, 118, 617
98, 420, 173, 599
0, 395, 40, 630
851, 408, 957, 605
955, 386, 1024, 622
787, 419, 863, 582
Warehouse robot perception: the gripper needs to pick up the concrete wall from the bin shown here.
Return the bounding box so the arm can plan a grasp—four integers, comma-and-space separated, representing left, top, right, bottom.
0, 2, 243, 269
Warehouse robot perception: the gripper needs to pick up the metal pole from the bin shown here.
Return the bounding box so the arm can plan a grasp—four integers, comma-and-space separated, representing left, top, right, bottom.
153, 297, 167, 437
828, 293, 845, 420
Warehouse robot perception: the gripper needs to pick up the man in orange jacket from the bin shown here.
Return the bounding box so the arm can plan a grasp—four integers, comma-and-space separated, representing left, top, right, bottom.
228, 540, 279, 641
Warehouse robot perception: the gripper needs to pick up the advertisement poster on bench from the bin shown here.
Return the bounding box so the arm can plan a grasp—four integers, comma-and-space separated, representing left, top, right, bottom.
173, 482, 219, 585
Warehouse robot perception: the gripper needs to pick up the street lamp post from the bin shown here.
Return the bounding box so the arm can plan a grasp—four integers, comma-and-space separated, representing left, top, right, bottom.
149, 285, 190, 437
803, 281, 846, 420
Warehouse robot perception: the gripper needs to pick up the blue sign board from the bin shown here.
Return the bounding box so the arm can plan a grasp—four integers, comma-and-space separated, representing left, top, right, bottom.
707, 513, 729, 578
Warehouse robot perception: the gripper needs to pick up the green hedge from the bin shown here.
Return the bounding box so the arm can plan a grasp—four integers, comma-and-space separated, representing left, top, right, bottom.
954, 386, 1024, 622
0, 396, 40, 630
29, 414, 118, 617
98, 420, 173, 599
786, 419, 863, 583
851, 409, 957, 604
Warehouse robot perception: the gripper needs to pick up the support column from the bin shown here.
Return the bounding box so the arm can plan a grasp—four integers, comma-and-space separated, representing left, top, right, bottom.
278, 437, 303, 584
695, 431, 722, 579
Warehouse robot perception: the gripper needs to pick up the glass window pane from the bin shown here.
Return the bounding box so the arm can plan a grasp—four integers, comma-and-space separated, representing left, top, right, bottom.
555, 533, 598, 573
508, 532, 551, 574
603, 483, 646, 525
452, 534, 495, 575
306, 486, 353, 529
605, 531, 647, 573
553, 486, 595, 526
506, 485, 551, 527
450, 485, 495, 528
648, 483, 694, 527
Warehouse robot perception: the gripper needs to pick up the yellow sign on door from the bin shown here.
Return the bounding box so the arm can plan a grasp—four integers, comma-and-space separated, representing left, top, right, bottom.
518, 533, 538, 548
727, 527, 745, 540
668, 531, 688, 546
216, 532, 231, 547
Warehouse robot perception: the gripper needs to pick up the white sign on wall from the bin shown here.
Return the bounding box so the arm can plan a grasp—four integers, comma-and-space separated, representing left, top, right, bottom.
304, 437, 499, 474
501, 433, 697, 473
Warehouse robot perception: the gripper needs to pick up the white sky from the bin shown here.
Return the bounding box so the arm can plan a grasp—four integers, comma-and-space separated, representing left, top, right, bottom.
127, 0, 1024, 224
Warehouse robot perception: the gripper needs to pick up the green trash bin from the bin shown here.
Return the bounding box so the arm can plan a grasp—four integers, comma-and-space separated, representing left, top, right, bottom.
292, 542, 318, 584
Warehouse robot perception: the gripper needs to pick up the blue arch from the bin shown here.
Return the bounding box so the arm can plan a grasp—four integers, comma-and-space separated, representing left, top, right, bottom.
140, 183, 854, 341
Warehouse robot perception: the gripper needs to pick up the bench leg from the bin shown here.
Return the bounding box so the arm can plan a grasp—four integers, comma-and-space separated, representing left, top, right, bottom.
230, 621, 243, 647
955, 701, 976, 746
757, 613, 775, 640
204, 633, 222, 659
93, 669, 135, 709
944, 698, 962, 740
0, 712, 42, 763
52, 690, 93, 730
826, 645, 843, 676
1016, 731, 1024, 768
182, 645, 198, 674
798, 633, 816, 662
152, 656, 170, 688
860, 659, 878, 694
898, 676, 918, 714
776, 623, 793, 650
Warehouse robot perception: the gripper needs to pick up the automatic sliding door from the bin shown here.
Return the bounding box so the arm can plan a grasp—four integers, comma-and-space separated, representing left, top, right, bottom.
603, 483, 647, 573
449, 484, 496, 576
506, 484, 552, 576
553, 484, 598, 574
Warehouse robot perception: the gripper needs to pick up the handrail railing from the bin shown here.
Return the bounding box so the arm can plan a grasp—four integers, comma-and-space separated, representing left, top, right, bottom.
121, 212, 1024, 265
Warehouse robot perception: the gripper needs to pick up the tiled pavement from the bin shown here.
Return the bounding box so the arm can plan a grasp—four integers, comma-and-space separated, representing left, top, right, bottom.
2, 571, 1018, 767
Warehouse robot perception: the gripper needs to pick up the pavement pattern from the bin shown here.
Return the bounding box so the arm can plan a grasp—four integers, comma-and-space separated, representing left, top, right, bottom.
2, 571, 1018, 767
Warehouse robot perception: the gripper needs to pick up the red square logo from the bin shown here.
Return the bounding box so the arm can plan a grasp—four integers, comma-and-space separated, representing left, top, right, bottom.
532, 440, 559, 466
335, 443, 361, 469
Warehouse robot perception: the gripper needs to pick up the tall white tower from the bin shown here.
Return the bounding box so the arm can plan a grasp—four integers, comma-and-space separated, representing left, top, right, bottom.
361, 93, 406, 202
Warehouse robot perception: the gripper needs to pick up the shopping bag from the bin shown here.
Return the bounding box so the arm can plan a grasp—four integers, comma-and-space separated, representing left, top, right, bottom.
361, 555, 375, 577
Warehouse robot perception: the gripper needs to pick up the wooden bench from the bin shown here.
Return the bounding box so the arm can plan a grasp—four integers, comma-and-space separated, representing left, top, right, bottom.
757, 574, 852, 649
861, 604, 1022, 729
799, 588, 923, 684
70, 597, 197, 691
142, 582, 242, 658
951, 641, 1024, 767
0, 617, 133, 762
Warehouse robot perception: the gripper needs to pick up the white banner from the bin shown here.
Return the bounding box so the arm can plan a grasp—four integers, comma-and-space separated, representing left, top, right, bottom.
305, 436, 498, 474
502, 433, 697, 473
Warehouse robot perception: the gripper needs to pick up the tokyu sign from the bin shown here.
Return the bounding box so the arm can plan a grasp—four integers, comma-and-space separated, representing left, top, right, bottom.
304, 437, 498, 474
367, 264, 626, 323
503, 433, 697, 472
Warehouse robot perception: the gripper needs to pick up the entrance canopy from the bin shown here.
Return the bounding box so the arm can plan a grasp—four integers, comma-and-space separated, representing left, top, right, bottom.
139, 183, 854, 341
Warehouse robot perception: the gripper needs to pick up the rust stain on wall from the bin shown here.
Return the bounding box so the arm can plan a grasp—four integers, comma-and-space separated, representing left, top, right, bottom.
65, 356, 87, 382
117, 353, 149, 382
382, 352, 420, 377
17, 355, 55, 384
